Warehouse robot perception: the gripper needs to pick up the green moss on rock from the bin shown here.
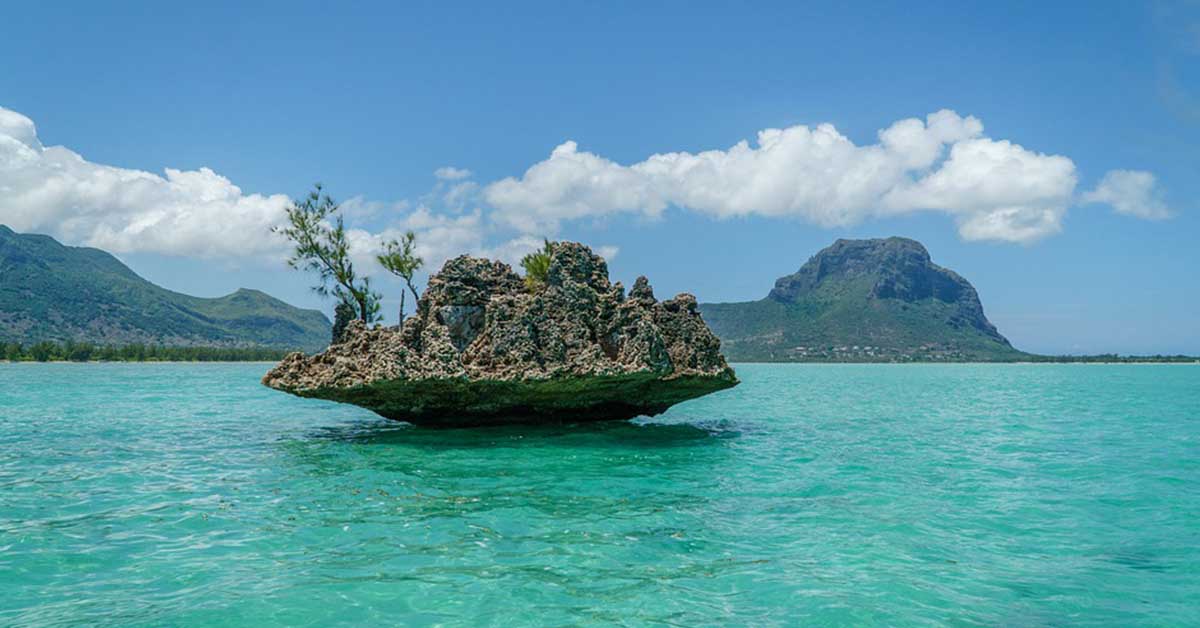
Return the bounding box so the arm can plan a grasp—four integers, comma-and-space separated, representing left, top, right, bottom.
289, 371, 737, 427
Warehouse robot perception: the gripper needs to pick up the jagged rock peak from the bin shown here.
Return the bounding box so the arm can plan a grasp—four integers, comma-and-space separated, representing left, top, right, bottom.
263, 242, 737, 426
773, 237, 952, 302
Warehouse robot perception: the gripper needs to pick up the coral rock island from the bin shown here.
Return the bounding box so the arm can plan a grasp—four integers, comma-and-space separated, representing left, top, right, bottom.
263, 243, 738, 426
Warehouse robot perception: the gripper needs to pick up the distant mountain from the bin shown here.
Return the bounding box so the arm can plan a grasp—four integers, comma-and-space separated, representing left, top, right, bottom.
0, 225, 330, 351
699, 237, 1024, 362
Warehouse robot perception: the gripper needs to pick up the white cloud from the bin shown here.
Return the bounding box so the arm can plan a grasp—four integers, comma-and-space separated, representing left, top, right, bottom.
479, 235, 548, 268
347, 209, 571, 276
0, 107, 42, 152
1, 105, 1171, 262
345, 209, 483, 274
0, 106, 509, 266
442, 180, 478, 210
434, 166, 472, 180
595, 245, 620, 262
1082, 170, 1172, 220
881, 138, 1077, 242
0, 106, 292, 258
485, 110, 1094, 244
485, 140, 668, 233
955, 207, 1065, 244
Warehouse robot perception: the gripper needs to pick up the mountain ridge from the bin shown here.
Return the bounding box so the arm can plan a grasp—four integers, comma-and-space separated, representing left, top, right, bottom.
699, 237, 1024, 362
0, 225, 330, 351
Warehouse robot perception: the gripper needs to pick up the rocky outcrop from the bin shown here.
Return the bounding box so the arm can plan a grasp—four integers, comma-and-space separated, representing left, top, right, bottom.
767, 237, 1007, 341
699, 237, 1022, 362
263, 242, 738, 426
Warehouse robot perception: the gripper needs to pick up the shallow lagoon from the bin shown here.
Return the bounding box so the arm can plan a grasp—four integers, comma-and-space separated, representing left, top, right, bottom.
2, 363, 1198, 626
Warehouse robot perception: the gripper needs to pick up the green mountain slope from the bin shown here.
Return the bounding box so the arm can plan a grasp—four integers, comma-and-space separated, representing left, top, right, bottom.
699, 237, 1025, 362
0, 225, 330, 351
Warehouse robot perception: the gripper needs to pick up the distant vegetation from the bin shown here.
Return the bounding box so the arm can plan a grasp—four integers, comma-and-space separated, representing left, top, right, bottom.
700, 238, 1025, 362
724, 348, 1198, 363
1, 341, 289, 362
0, 225, 330, 351
699, 237, 1200, 364
1021, 354, 1198, 364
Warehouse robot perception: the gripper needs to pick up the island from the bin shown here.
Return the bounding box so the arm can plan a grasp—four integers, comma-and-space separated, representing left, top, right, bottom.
263, 242, 738, 426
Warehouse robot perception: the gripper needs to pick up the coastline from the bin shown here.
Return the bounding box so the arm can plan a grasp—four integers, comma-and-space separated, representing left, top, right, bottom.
4, 359, 1195, 366
0, 360, 283, 364
730, 360, 1200, 365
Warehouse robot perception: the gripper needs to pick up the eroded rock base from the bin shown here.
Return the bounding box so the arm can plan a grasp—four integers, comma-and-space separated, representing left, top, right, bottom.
264, 242, 738, 426
296, 371, 737, 427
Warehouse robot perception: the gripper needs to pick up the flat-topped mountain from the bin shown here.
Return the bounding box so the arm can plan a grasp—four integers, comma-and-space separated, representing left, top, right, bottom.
700, 237, 1023, 362
0, 225, 329, 351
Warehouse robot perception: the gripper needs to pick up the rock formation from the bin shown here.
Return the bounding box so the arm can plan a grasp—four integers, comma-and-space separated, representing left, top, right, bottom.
700, 237, 1022, 362
263, 242, 738, 426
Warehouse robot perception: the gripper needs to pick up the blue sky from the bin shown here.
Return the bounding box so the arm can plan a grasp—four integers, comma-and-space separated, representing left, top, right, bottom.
1, 1, 1197, 354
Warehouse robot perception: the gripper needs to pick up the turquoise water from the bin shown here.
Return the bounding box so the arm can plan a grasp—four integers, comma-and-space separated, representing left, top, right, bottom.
2, 363, 1198, 626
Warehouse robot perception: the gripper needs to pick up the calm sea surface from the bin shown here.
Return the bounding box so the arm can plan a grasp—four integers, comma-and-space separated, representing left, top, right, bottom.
1, 363, 1197, 626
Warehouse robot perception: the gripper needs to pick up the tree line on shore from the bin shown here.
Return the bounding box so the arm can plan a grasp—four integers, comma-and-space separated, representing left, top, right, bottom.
4, 340, 1191, 364
1, 341, 290, 362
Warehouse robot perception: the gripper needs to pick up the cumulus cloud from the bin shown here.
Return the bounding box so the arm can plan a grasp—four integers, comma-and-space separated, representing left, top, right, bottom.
346, 209, 569, 277
484, 110, 1156, 244
0, 107, 541, 266
0, 107, 292, 258
434, 166, 472, 180
1082, 170, 1172, 220
346, 208, 486, 273
441, 180, 479, 210
0, 107, 42, 151
0, 105, 1170, 261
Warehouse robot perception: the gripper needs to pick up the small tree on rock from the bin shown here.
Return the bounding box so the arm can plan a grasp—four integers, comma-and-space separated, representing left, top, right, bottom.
520, 239, 554, 292
274, 184, 381, 324
377, 231, 424, 329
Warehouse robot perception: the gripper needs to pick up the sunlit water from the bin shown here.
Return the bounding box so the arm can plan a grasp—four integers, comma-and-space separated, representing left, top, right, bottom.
1, 363, 1198, 626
